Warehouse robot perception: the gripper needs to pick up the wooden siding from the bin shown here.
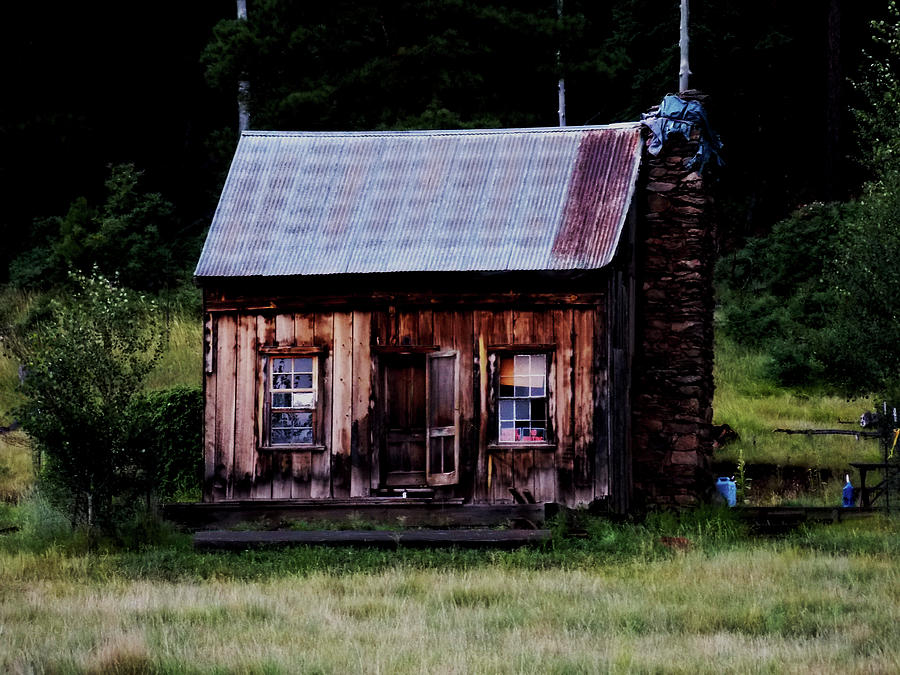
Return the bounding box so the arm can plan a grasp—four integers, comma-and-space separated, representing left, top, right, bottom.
202, 305, 609, 506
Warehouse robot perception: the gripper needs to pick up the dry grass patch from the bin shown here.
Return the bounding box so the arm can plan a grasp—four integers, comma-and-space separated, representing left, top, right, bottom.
2, 545, 899, 674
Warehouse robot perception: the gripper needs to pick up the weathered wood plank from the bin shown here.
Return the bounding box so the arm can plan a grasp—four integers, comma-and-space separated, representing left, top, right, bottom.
371, 310, 389, 347
214, 314, 237, 500
512, 309, 534, 344
291, 451, 312, 499
205, 290, 604, 313
312, 312, 333, 498
351, 311, 372, 497
232, 314, 257, 500
290, 313, 316, 499
331, 312, 353, 498
294, 313, 314, 345
252, 315, 275, 499
573, 309, 595, 504
202, 314, 217, 501
532, 310, 557, 503
513, 446, 535, 497
194, 528, 551, 550
553, 309, 575, 504
398, 311, 419, 346
275, 313, 295, 346
479, 310, 510, 503
593, 303, 610, 500
417, 309, 434, 346
270, 314, 295, 499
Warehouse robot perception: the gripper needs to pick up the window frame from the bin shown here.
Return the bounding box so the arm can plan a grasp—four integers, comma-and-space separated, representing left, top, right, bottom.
258, 346, 327, 452
487, 345, 556, 450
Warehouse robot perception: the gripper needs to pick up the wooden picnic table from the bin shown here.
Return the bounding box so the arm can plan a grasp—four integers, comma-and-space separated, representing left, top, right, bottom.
850, 462, 899, 507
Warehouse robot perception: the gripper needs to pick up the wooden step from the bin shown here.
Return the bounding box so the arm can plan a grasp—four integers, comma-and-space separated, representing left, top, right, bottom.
193, 528, 551, 550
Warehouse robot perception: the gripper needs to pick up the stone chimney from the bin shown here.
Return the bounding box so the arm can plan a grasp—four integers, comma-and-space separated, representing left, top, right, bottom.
631, 91, 717, 508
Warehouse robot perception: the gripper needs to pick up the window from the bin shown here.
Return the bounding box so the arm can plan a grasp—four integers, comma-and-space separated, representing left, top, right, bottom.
269, 356, 317, 446
498, 353, 548, 443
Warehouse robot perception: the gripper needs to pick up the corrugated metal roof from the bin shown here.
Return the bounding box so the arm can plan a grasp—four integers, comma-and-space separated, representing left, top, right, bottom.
195, 124, 643, 278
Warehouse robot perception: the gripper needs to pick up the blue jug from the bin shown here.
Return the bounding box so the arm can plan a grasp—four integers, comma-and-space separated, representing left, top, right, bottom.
715, 476, 737, 507
842, 474, 855, 508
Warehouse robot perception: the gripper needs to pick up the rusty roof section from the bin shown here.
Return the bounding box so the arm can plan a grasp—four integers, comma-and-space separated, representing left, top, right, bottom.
195, 124, 643, 278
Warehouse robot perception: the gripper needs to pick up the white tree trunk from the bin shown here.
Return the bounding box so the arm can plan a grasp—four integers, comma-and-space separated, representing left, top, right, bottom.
679, 0, 691, 92
237, 0, 250, 132
557, 0, 566, 127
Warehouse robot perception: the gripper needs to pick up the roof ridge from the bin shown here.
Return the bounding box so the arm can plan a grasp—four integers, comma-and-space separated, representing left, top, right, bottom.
241, 123, 641, 139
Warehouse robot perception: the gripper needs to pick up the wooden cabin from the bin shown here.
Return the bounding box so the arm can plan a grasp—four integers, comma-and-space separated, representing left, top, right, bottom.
195, 119, 716, 512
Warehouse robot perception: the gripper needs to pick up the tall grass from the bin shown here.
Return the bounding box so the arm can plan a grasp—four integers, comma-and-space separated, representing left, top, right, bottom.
145, 312, 202, 390
713, 335, 881, 472
0, 431, 32, 503
1, 514, 898, 673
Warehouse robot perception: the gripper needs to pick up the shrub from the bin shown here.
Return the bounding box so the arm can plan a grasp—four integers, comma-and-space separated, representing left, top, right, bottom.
127, 385, 203, 503
3, 271, 164, 530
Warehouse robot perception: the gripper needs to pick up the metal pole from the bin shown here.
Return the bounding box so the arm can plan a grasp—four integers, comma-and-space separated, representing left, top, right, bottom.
679, 0, 691, 92
557, 0, 566, 126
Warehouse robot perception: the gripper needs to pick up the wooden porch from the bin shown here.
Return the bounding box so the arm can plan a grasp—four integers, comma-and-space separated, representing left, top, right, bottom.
163, 498, 547, 531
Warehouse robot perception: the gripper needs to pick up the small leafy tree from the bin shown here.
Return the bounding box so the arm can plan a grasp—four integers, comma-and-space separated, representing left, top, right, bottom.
8, 271, 164, 529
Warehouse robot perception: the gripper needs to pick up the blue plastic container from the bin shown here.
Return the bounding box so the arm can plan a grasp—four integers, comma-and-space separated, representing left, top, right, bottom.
842, 475, 855, 508
716, 477, 737, 507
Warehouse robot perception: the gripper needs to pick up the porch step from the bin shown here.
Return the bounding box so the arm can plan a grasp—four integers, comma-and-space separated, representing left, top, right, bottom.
193, 528, 551, 550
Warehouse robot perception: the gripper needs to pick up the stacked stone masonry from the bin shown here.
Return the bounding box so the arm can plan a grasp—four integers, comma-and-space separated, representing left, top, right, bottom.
632, 129, 716, 507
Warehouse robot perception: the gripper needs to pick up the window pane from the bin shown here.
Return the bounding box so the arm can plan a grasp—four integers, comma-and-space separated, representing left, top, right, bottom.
293, 373, 313, 389
273, 374, 291, 390
289, 428, 313, 444
514, 354, 529, 374
293, 357, 313, 373
272, 358, 290, 374
500, 357, 515, 380
500, 423, 516, 442
271, 428, 290, 445
499, 383, 515, 397
515, 400, 530, 419
286, 411, 312, 428
293, 392, 315, 408
272, 393, 291, 408
499, 399, 514, 421
530, 354, 546, 375
530, 399, 545, 422
530, 376, 545, 397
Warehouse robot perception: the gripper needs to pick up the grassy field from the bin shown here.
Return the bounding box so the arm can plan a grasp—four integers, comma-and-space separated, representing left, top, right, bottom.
1, 512, 899, 673
712, 336, 882, 505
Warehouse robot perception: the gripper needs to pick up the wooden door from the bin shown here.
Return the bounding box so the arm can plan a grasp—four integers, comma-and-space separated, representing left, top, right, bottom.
381, 355, 427, 486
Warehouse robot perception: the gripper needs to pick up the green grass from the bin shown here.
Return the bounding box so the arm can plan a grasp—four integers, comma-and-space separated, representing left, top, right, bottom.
713, 335, 882, 473
145, 312, 202, 391
1, 509, 899, 673
0, 431, 32, 503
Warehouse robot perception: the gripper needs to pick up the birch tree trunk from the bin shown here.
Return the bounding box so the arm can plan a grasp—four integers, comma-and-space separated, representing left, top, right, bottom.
679, 0, 690, 92
237, 0, 250, 132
